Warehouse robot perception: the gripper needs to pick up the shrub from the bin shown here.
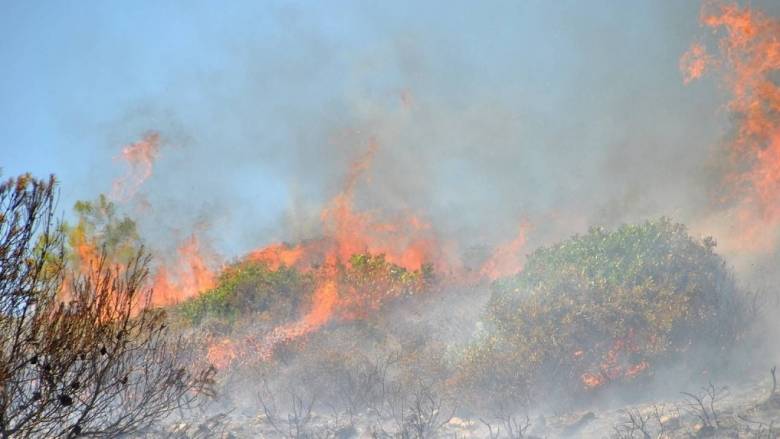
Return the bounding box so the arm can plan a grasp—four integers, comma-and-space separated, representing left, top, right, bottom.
177, 261, 312, 326
339, 253, 433, 319
462, 218, 749, 403
0, 174, 214, 438
179, 253, 432, 328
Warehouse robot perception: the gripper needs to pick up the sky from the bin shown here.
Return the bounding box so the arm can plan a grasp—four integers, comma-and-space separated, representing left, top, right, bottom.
2, 1, 777, 261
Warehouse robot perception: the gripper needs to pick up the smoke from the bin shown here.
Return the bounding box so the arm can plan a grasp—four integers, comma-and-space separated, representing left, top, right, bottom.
681, 1, 780, 286
110, 132, 160, 203
66, 1, 780, 271
13, 1, 780, 426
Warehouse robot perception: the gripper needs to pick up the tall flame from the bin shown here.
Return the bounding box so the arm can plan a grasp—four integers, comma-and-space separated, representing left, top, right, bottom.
96, 135, 533, 369
246, 243, 305, 271
111, 132, 161, 202
151, 234, 218, 306
479, 222, 531, 280
680, 42, 712, 84
682, 1, 780, 250
207, 140, 462, 368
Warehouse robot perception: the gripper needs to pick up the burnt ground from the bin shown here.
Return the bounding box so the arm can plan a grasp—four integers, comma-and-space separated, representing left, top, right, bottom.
147, 371, 780, 438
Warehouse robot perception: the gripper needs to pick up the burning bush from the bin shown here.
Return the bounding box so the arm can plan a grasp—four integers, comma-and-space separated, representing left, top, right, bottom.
177, 261, 313, 327
178, 252, 432, 328
462, 218, 750, 404
179, 250, 435, 372
66, 195, 142, 268
0, 174, 214, 438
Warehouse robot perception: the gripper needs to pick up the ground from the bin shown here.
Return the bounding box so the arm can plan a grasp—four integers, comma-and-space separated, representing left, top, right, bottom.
149, 371, 780, 438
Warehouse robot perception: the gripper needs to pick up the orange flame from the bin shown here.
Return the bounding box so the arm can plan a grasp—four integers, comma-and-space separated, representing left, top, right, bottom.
579, 330, 649, 390
255, 265, 341, 362
246, 243, 305, 271
206, 338, 239, 370
111, 132, 161, 202
207, 140, 455, 368
683, 2, 780, 251
203, 139, 537, 368
581, 373, 605, 390
479, 222, 531, 280
680, 42, 712, 84
152, 234, 217, 306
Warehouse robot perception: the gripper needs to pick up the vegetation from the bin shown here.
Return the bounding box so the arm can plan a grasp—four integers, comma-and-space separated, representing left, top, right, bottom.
65, 194, 143, 267
0, 174, 214, 438
461, 218, 749, 403
177, 261, 312, 326
339, 253, 433, 319
11, 178, 752, 437
186, 217, 756, 433
177, 252, 432, 328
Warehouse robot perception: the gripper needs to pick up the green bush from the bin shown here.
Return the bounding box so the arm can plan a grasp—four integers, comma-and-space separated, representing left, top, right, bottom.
340, 254, 433, 317
176, 253, 433, 328
461, 218, 749, 402
177, 261, 313, 326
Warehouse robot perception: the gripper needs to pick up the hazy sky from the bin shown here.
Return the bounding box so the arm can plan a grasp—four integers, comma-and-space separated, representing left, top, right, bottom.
2, 1, 777, 258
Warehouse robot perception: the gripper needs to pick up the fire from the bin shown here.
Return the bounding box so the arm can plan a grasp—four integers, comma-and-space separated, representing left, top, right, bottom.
70, 226, 100, 272
78, 131, 539, 370
246, 243, 304, 270
257, 266, 340, 361
84, 131, 535, 370
318, 140, 448, 273
199, 137, 545, 369
680, 42, 711, 84
111, 133, 161, 202
206, 338, 239, 370
581, 373, 605, 390
479, 222, 531, 280
151, 234, 218, 306
683, 1, 780, 250
206, 140, 458, 368
579, 331, 649, 390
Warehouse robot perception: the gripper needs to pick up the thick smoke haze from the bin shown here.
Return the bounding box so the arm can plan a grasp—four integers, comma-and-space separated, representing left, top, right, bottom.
5, 3, 780, 437
2, 1, 779, 277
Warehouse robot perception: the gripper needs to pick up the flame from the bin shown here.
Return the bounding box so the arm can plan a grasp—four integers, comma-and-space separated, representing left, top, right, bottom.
680, 42, 711, 84
579, 331, 649, 390
74, 130, 536, 370
246, 243, 304, 270
257, 266, 340, 361
581, 373, 605, 390
479, 222, 531, 280
59, 225, 101, 301
151, 234, 218, 306
206, 140, 455, 368
71, 227, 100, 272
206, 338, 239, 370
683, 2, 780, 251
110, 133, 161, 202
199, 139, 536, 369
626, 361, 650, 378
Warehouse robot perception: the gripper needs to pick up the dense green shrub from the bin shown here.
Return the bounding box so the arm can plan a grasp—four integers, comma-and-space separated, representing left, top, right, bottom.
177, 253, 433, 328
339, 254, 434, 318
460, 218, 749, 403
177, 261, 313, 325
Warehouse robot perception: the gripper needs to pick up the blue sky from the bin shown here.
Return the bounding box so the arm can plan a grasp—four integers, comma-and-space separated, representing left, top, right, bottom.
2, 1, 777, 257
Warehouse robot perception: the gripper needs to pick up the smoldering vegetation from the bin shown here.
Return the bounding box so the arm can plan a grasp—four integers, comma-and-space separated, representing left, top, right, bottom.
144, 218, 773, 439
4, 1, 780, 438
3, 179, 777, 439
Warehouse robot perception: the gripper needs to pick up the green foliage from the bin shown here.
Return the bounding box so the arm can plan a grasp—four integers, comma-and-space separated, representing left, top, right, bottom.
343, 254, 432, 308
462, 218, 748, 401
64, 194, 142, 264
178, 252, 434, 328
177, 261, 312, 326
